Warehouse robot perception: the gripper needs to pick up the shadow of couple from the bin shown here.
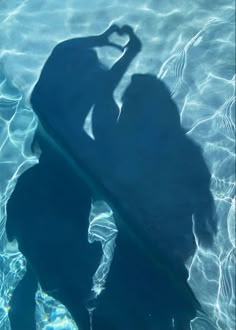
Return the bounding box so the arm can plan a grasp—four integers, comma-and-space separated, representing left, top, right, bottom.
6, 25, 217, 330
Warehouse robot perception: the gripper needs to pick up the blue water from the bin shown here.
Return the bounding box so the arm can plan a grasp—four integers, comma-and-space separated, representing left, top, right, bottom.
0, 1, 235, 330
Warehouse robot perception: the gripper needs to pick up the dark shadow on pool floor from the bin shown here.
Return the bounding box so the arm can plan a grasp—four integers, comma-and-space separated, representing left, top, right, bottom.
6, 25, 217, 330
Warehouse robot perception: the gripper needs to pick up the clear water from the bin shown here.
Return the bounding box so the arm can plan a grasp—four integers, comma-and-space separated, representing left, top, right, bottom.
0, 1, 235, 329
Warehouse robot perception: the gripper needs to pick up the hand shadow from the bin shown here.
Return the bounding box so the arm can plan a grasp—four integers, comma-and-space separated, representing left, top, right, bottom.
7, 25, 217, 330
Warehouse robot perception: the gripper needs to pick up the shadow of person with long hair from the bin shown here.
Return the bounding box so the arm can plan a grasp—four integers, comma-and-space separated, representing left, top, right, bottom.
89, 73, 217, 329
6, 25, 217, 330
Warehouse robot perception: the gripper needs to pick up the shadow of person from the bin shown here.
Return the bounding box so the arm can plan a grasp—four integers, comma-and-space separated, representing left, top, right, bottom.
6, 25, 217, 330
89, 74, 217, 329
6, 24, 142, 330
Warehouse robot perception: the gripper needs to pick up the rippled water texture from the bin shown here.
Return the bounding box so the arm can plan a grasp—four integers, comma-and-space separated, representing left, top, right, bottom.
0, 1, 235, 329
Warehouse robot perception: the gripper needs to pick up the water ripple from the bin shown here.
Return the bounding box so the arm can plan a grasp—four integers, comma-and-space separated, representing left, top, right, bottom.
0, 0, 235, 329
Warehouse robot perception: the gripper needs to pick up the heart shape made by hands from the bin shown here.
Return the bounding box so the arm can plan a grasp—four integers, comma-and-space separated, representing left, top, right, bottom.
108, 31, 130, 49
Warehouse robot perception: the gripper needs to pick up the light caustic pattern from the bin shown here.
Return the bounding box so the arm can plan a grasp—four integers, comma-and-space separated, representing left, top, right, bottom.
0, 0, 235, 329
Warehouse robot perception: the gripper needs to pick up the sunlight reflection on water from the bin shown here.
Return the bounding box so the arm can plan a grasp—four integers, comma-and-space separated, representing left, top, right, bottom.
0, 1, 235, 329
